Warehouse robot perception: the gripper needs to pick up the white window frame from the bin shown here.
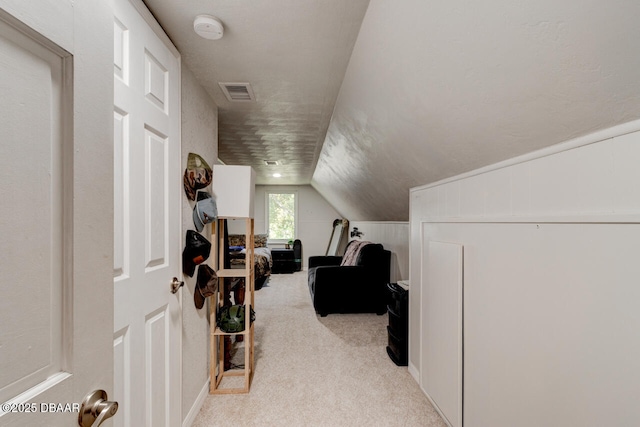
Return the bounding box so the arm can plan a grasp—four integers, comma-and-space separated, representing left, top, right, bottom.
265, 190, 298, 244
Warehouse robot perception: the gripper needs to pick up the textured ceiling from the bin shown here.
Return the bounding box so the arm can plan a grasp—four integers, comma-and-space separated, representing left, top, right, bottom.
143, 0, 370, 185
312, 0, 640, 220
145, 0, 640, 222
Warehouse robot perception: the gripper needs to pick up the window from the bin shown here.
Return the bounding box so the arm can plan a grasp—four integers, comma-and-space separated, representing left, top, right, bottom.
266, 192, 297, 242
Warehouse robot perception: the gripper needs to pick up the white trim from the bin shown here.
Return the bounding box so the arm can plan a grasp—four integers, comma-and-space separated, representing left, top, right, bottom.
0, 373, 71, 410
418, 222, 427, 396
61, 48, 74, 377
129, 0, 180, 58
417, 214, 640, 224
421, 385, 454, 427
182, 381, 209, 427
349, 221, 409, 225
411, 119, 640, 193
175, 43, 184, 427
408, 362, 419, 383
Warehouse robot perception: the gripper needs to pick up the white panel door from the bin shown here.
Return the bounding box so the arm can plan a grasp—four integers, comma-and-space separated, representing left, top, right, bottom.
0, 2, 113, 426
113, 1, 181, 426
421, 239, 463, 427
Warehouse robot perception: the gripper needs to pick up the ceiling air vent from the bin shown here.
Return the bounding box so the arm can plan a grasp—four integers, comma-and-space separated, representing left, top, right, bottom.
218, 82, 255, 102
264, 160, 279, 166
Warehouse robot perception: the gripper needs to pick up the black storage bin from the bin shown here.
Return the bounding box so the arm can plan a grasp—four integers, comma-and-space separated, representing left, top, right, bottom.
386, 326, 408, 366
387, 305, 407, 335
272, 249, 295, 274
388, 282, 408, 314
386, 282, 408, 366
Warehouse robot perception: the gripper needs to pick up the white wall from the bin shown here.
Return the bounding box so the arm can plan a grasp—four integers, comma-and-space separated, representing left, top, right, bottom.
253, 185, 342, 268
349, 221, 409, 283
410, 121, 640, 427
180, 64, 218, 425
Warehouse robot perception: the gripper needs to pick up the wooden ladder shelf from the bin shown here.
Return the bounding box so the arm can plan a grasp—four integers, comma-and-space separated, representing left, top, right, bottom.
209, 217, 255, 394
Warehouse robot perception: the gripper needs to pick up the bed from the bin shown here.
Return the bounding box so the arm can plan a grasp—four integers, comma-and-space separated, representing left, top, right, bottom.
228, 233, 272, 289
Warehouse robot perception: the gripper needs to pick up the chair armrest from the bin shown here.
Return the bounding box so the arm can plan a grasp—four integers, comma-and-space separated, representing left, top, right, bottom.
309, 264, 390, 316
308, 256, 342, 268
313, 265, 364, 284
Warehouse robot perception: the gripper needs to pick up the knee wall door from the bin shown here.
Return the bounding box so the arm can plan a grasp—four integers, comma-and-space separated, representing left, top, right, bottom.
420, 238, 463, 427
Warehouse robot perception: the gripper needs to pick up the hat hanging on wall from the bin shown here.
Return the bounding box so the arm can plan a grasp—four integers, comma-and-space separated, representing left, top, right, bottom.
182, 230, 211, 277
183, 153, 212, 201
194, 264, 218, 309
193, 191, 218, 232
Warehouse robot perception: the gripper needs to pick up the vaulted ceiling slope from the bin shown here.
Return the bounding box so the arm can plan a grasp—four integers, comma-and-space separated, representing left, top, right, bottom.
144, 0, 370, 185
312, 0, 640, 220
146, 0, 640, 223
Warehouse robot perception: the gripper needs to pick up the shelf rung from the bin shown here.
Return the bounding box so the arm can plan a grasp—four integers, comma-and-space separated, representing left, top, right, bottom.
222, 370, 247, 377
210, 387, 249, 395
212, 326, 251, 336
216, 268, 251, 278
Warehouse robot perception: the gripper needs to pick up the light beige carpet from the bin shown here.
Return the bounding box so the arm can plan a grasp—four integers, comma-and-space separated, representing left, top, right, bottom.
193, 271, 446, 427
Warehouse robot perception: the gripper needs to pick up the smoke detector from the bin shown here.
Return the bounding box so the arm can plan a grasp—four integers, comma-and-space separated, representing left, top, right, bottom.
194, 15, 224, 40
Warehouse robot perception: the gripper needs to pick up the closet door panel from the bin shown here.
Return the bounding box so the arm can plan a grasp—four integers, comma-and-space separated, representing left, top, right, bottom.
420, 237, 463, 427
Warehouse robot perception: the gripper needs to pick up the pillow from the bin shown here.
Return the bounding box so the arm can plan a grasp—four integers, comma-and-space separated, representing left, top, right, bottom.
228, 234, 246, 247
228, 233, 268, 248
254, 234, 268, 248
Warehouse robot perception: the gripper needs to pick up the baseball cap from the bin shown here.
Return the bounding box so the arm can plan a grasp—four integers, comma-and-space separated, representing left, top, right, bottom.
193, 192, 218, 232
194, 264, 218, 309
182, 230, 211, 277
183, 153, 212, 201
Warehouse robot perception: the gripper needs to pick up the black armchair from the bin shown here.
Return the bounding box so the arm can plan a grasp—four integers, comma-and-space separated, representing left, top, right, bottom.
308, 241, 391, 316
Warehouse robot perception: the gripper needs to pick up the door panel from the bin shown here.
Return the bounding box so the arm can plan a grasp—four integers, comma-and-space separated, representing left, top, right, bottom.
113, 1, 181, 426
144, 127, 167, 270
146, 307, 169, 427
144, 51, 167, 112
114, 108, 130, 281
0, 11, 66, 404
113, 328, 131, 426
0, 1, 114, 425
421, 238, 463, 427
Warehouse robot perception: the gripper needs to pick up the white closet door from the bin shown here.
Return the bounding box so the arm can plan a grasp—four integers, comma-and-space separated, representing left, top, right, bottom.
421, 239, 463, 427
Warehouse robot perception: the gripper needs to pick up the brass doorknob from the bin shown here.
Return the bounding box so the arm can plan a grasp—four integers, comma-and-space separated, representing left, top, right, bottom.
78, 390, 118, 427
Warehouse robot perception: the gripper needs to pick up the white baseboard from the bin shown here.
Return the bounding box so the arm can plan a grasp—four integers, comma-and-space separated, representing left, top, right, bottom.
182, 380, 209, 427
408, 361, 419, 383
422, 386, 453, 427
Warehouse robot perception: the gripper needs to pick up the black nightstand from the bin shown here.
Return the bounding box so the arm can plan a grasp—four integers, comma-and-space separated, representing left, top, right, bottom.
271, 248, 295, 274
386, 282, 409, 366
